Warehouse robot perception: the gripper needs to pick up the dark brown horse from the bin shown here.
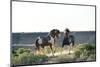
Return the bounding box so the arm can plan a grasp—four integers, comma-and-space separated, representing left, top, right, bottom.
35, 29, 60, 52
62, 28, 75, 54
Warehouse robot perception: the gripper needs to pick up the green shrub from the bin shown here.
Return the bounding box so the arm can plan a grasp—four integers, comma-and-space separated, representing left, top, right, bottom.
74, 50, 81, 57
73, 44, 96, 61
11, 48, 48, 66
74, 44, 95, 51
16, 48, 31, 55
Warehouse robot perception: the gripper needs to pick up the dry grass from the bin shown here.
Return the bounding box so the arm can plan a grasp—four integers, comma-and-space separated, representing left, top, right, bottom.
11, 44, 96, 66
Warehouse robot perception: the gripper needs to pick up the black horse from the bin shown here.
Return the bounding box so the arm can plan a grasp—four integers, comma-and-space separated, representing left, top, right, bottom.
35, 29, 60, 52
62, 28, 75, 54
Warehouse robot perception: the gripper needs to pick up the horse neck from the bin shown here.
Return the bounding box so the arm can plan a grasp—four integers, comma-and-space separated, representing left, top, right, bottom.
47, 34, 53, 39
47, 34, 56, 44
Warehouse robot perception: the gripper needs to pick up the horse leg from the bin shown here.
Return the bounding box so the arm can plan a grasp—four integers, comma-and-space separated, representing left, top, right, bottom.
36, 46, 40, 54
61, 44, 64, 54
62, 44, 65, 48
69, 40, 75, 54
72, 41, 75, 46
68, 43, 73, 54
49, 43, 54, 56
36, 44, 42, 54
41, 45, 45, 54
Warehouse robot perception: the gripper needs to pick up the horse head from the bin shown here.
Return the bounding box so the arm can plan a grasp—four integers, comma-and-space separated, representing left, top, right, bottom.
50, 29, 60, 39
64, 28, 70, 38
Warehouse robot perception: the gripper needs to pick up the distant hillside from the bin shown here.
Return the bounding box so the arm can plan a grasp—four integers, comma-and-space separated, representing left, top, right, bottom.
12, 31, 96, 46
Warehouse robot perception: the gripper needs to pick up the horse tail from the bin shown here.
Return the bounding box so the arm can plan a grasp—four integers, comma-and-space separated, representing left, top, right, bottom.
35, 37, 40, 50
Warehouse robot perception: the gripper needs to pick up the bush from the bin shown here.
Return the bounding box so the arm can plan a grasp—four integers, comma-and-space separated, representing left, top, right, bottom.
74, 44, 95, 51
11, 48, 48, 66
16, 48, 31, 54
73, 44, 96, 61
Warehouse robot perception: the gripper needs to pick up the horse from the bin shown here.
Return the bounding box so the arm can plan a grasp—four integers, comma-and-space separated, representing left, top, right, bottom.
35, 29, 60, 54
62, 28, 75, 54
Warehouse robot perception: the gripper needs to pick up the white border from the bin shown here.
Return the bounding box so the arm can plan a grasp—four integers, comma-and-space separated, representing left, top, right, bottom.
0, 0, 100, 67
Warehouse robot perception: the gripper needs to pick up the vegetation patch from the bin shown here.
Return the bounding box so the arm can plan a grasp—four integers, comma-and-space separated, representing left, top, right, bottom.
73, 44, 96, 61
11, 48, 48, 66
11, 44, 96, 66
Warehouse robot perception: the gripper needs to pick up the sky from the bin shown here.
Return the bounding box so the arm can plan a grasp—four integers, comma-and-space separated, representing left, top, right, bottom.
12, 1, 95, 32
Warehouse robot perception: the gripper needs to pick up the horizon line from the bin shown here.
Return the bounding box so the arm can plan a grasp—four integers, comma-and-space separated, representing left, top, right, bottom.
12, 30, 96, 33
